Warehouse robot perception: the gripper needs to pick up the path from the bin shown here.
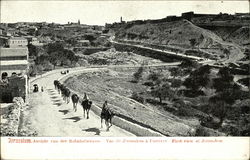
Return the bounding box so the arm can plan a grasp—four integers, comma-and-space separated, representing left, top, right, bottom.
24, 69, 135, 137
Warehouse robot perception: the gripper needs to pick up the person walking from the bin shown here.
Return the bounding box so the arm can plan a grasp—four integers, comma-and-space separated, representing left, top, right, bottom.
83, 92, 89, 101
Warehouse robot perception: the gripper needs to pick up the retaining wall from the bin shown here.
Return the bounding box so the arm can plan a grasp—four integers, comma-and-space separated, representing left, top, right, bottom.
0, 97, 24, 136
59, 71, 165, 137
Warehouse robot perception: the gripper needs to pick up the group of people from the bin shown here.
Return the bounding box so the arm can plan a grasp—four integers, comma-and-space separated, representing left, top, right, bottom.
33, 84, 44, 92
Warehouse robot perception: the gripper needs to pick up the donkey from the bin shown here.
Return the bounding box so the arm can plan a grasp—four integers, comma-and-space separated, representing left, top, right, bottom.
81, 100, 92, 119
100, 101, 114, 131
71, 94, 79, 112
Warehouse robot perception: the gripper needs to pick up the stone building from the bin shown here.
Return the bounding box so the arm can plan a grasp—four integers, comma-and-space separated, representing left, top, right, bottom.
0, 47, 29, 102
0, 47, 28, 76
7, 37, 28, 48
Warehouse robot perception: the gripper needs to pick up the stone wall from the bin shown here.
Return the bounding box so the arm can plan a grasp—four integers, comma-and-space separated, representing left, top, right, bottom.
113, 43, 188, 62
0, 97, 24, 136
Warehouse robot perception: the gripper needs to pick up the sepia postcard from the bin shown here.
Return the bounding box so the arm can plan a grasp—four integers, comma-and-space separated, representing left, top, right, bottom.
0, 0, 249, 159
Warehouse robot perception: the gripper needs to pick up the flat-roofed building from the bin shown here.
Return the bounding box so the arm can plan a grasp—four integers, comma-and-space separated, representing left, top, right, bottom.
7, 37, 28, 48
0, 47, 28, 76
0, 47, 29, 102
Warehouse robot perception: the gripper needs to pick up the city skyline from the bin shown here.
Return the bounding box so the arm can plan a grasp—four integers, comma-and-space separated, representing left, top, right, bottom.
1, 1, 249, 25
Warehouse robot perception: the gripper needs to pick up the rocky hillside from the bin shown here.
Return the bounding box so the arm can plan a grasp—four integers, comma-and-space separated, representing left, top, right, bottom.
227, 26, 250, 46
116, 20, 224, 48
114, 19, 245, 61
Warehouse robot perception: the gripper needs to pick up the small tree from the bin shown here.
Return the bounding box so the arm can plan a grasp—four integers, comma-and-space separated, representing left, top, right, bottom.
133, 65, 144, 83
189, 38, 196, 48
147, 72, 164, 85
180, 59, 200, 69
212, 67, 234, 93
169, 67, 182, 79
47, 42, 64, 54
209, 100, 230, 125
151, 82, 174, 103
27, 44, 38, 57
183, 65, 211, 91
223, 48, 230, 59
171, 79, 182, 96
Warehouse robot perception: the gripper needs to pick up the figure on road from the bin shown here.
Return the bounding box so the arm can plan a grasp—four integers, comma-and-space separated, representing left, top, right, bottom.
101, 100, 114, 131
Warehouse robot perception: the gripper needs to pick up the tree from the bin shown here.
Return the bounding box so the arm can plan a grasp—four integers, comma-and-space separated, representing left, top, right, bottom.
27, 44, 38, 57
171, 79, 182, 96
223, 48, 230, 59
133, 65, 144, 83
84, 34, 96, 46
209, 100, 230, 125
49, 51, 62, 68
169, 67, 182, 79
147, 72, 163, 84
42, 61, 53, 71
212, 67, 234, 93
189, 38, 196, 48
151, 82, 174, 103
243, 48, 250, 59
35, 54, 50, 65
198, 34, 204, 49
211, 83, 243, 105
28, 65, 37, 77
217, 67, 233, 79
66, 38, 77, 46
47, 42, 64, 54
183, 65, 211, 91
179, 59, 200, 70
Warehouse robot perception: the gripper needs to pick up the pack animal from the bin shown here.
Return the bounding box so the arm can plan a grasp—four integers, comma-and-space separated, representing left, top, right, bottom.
62, 87, 71, 104
101, 106, 114, 131
71, 94, 79, 112
81, 100, 92, 119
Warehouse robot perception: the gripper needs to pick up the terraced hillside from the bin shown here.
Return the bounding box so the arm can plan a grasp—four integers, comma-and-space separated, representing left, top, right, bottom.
114, 19, 245, 62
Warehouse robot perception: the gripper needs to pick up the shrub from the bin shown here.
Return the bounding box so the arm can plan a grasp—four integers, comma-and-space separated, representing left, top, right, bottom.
143, 81, 154, 86
133, 66, 144, 83
43, 61, 53, 71
131, 92, 145, 104
182, 89, 205, 98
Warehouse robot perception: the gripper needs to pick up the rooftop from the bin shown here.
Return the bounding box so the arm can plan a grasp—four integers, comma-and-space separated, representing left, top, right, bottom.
0, 47, 28, 57
9, 37, 27, 41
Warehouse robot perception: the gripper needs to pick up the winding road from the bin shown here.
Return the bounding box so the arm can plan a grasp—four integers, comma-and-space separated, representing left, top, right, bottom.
25, 67, 135, 137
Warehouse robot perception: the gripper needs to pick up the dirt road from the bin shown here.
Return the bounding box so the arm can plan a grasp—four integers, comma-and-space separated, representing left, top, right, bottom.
23, 69, 135, 137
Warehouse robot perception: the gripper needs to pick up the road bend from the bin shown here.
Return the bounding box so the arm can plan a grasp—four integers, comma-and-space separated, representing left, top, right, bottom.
26, 68, 135, 137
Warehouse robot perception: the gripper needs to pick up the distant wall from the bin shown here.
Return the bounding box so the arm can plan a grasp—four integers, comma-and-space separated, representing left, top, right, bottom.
73, 47, 110, 55
113, 42, 189, 62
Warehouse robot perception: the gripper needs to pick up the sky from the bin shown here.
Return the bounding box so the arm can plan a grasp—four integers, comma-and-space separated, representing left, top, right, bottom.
1, 1, 249, 25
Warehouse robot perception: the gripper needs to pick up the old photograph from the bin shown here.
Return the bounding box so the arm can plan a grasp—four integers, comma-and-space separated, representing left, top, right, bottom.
0, 0, 249, 138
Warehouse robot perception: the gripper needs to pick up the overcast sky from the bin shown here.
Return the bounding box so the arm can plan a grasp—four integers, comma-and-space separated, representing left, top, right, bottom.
1, 1, 249, 25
